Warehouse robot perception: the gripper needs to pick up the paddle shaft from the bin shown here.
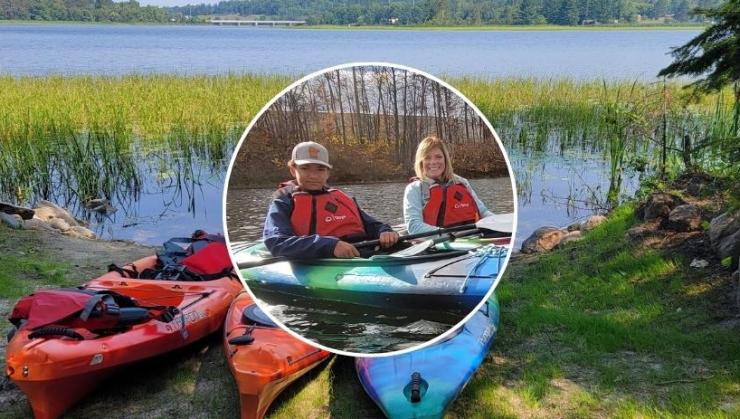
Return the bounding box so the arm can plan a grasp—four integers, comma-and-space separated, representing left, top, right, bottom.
351, 222, 481, 249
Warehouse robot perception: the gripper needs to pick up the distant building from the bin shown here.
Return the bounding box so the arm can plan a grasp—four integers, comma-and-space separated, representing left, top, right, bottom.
581, 19, 597, 25
388, 17, 399, 25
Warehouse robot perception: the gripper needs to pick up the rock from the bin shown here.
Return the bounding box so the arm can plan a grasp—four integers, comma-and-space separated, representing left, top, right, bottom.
33, 200, 79, 227
678, 172, 715, 196
734, 270, 740, 313
22, 218, 55, 231
664, 204, 702, 232
521, 227, 566, 253
689, 258, 709, 268
637, 192, 684, 221
48, 218, 71, 232
709, 211, 740, 270
557, 230, 583, 247
581, 215, 607, 231
65, 226, 96, 240
626, 220, 661, 240
0, 201, 34, 220
0, 212, 22, 229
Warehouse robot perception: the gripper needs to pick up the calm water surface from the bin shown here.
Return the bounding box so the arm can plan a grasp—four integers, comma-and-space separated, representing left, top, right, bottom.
0, 24, 697, 79
1, 24, 658, 246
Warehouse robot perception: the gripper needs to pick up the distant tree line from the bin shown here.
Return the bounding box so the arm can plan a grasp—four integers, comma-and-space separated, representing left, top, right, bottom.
173, 0, 722, 26
230, 66, 508, 187
0, 0, 723, 24
0, 0, 171, 22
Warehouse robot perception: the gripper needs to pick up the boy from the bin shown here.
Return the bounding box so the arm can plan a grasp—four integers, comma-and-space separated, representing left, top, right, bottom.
263, 141, 399, 259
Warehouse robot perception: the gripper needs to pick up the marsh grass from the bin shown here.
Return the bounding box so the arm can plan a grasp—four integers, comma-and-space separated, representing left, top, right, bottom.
0, 75, 735, 208
0, 75, 288, 206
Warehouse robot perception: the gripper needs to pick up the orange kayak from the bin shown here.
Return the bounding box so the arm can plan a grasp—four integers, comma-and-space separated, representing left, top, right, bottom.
5, 255, 243, 419
224, 292, 331, 419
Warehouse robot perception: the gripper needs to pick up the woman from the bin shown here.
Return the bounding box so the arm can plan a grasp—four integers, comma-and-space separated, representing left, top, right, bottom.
404, 136, 494, 234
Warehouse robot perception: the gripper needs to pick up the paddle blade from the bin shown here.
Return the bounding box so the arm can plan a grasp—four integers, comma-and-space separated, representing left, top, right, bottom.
476, 213, 514, 233
388, 239, 436, 258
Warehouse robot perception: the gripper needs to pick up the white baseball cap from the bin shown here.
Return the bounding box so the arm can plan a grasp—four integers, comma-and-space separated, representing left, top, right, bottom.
292, 141, 332, 169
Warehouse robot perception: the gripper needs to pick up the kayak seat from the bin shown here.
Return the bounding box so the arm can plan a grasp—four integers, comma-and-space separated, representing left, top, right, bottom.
242, 305, 277, 328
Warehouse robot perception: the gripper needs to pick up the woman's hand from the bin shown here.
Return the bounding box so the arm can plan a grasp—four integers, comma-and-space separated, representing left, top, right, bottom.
334, 241, 360, 258
378, 231, 400, 248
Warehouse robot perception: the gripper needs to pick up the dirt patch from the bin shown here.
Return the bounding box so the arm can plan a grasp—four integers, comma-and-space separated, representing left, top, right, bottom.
630, 174, 738, 319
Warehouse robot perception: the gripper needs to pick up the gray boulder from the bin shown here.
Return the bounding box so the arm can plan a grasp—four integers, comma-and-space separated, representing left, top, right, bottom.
49, 218, 71, 232
521, 227, 566, 253
33, 200, 79, 227
626, 220, 661, 240
638, 193, 684, 221
65, 226, 96, 240
733, 270, 739, 312
665, 204, 702, 232
23, 217, 55, 231
709, 210, 740, 270
557, 230, 584, 247
0, 212, 22, 229
581, 215, 607, 231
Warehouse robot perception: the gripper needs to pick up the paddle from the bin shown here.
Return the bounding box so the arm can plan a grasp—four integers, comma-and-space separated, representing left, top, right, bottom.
350, 212, 514, 249
235, 213, 514, 269
388, 228, 482, 258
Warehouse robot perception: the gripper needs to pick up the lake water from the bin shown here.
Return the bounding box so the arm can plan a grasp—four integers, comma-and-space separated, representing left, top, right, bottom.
1, 23, 669, 246
0, 24, 697, 79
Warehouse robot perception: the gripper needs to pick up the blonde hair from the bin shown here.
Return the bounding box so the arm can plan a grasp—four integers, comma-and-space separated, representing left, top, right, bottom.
414, 136, 454, 182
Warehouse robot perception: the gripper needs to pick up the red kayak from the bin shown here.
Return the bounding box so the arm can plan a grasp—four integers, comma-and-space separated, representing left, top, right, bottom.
224, 292, 331, 419
5, 234, 243, 419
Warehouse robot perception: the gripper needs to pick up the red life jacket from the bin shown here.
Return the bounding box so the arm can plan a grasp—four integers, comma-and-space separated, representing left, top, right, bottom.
422, 182, 481, 228
290, 188, 366, 239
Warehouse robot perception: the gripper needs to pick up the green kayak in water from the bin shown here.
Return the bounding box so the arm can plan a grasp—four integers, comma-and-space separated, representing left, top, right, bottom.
233, 235, 510, 312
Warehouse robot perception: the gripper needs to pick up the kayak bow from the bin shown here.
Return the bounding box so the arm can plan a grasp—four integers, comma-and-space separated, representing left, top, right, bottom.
355, 294, 499, 418
224, 292, 331, 419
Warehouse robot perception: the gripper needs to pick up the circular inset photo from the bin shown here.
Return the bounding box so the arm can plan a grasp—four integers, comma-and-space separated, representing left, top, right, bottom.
224, 63, 516, 356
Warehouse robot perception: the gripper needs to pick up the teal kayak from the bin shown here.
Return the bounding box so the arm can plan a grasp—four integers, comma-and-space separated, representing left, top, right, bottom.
234, 237, 508, 312
355, 294, 499, 418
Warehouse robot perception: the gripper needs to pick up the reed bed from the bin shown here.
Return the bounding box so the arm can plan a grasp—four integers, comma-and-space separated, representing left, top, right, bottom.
0, 74, 735, 207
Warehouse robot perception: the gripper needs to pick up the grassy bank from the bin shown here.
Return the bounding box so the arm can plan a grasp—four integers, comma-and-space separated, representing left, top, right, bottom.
455, 204, 739, 417
2, 198, 737, 417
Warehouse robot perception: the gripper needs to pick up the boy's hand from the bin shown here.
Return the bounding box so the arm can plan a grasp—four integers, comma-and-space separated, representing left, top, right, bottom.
334, 241, 360, 258
379, 231, 400, 248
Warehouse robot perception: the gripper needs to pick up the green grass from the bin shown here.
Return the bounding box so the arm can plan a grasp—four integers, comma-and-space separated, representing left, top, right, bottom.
1, 204, 737, 417
0, 228, 80, 298
451, 204, 739, 418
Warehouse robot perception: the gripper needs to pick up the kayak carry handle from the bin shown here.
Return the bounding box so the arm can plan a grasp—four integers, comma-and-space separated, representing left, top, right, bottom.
410, 372, 422, 403
229, 326, 255, 345
29, 326, 84, 340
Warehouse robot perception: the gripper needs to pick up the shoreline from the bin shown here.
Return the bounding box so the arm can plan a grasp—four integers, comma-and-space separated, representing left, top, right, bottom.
0, 20, 706, 31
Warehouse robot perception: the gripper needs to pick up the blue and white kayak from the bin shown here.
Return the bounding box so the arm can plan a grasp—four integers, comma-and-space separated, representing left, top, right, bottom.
355, 294, 499, 418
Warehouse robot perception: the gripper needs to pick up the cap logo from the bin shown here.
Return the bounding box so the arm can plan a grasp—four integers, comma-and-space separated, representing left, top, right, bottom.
308, 147, 320, 158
